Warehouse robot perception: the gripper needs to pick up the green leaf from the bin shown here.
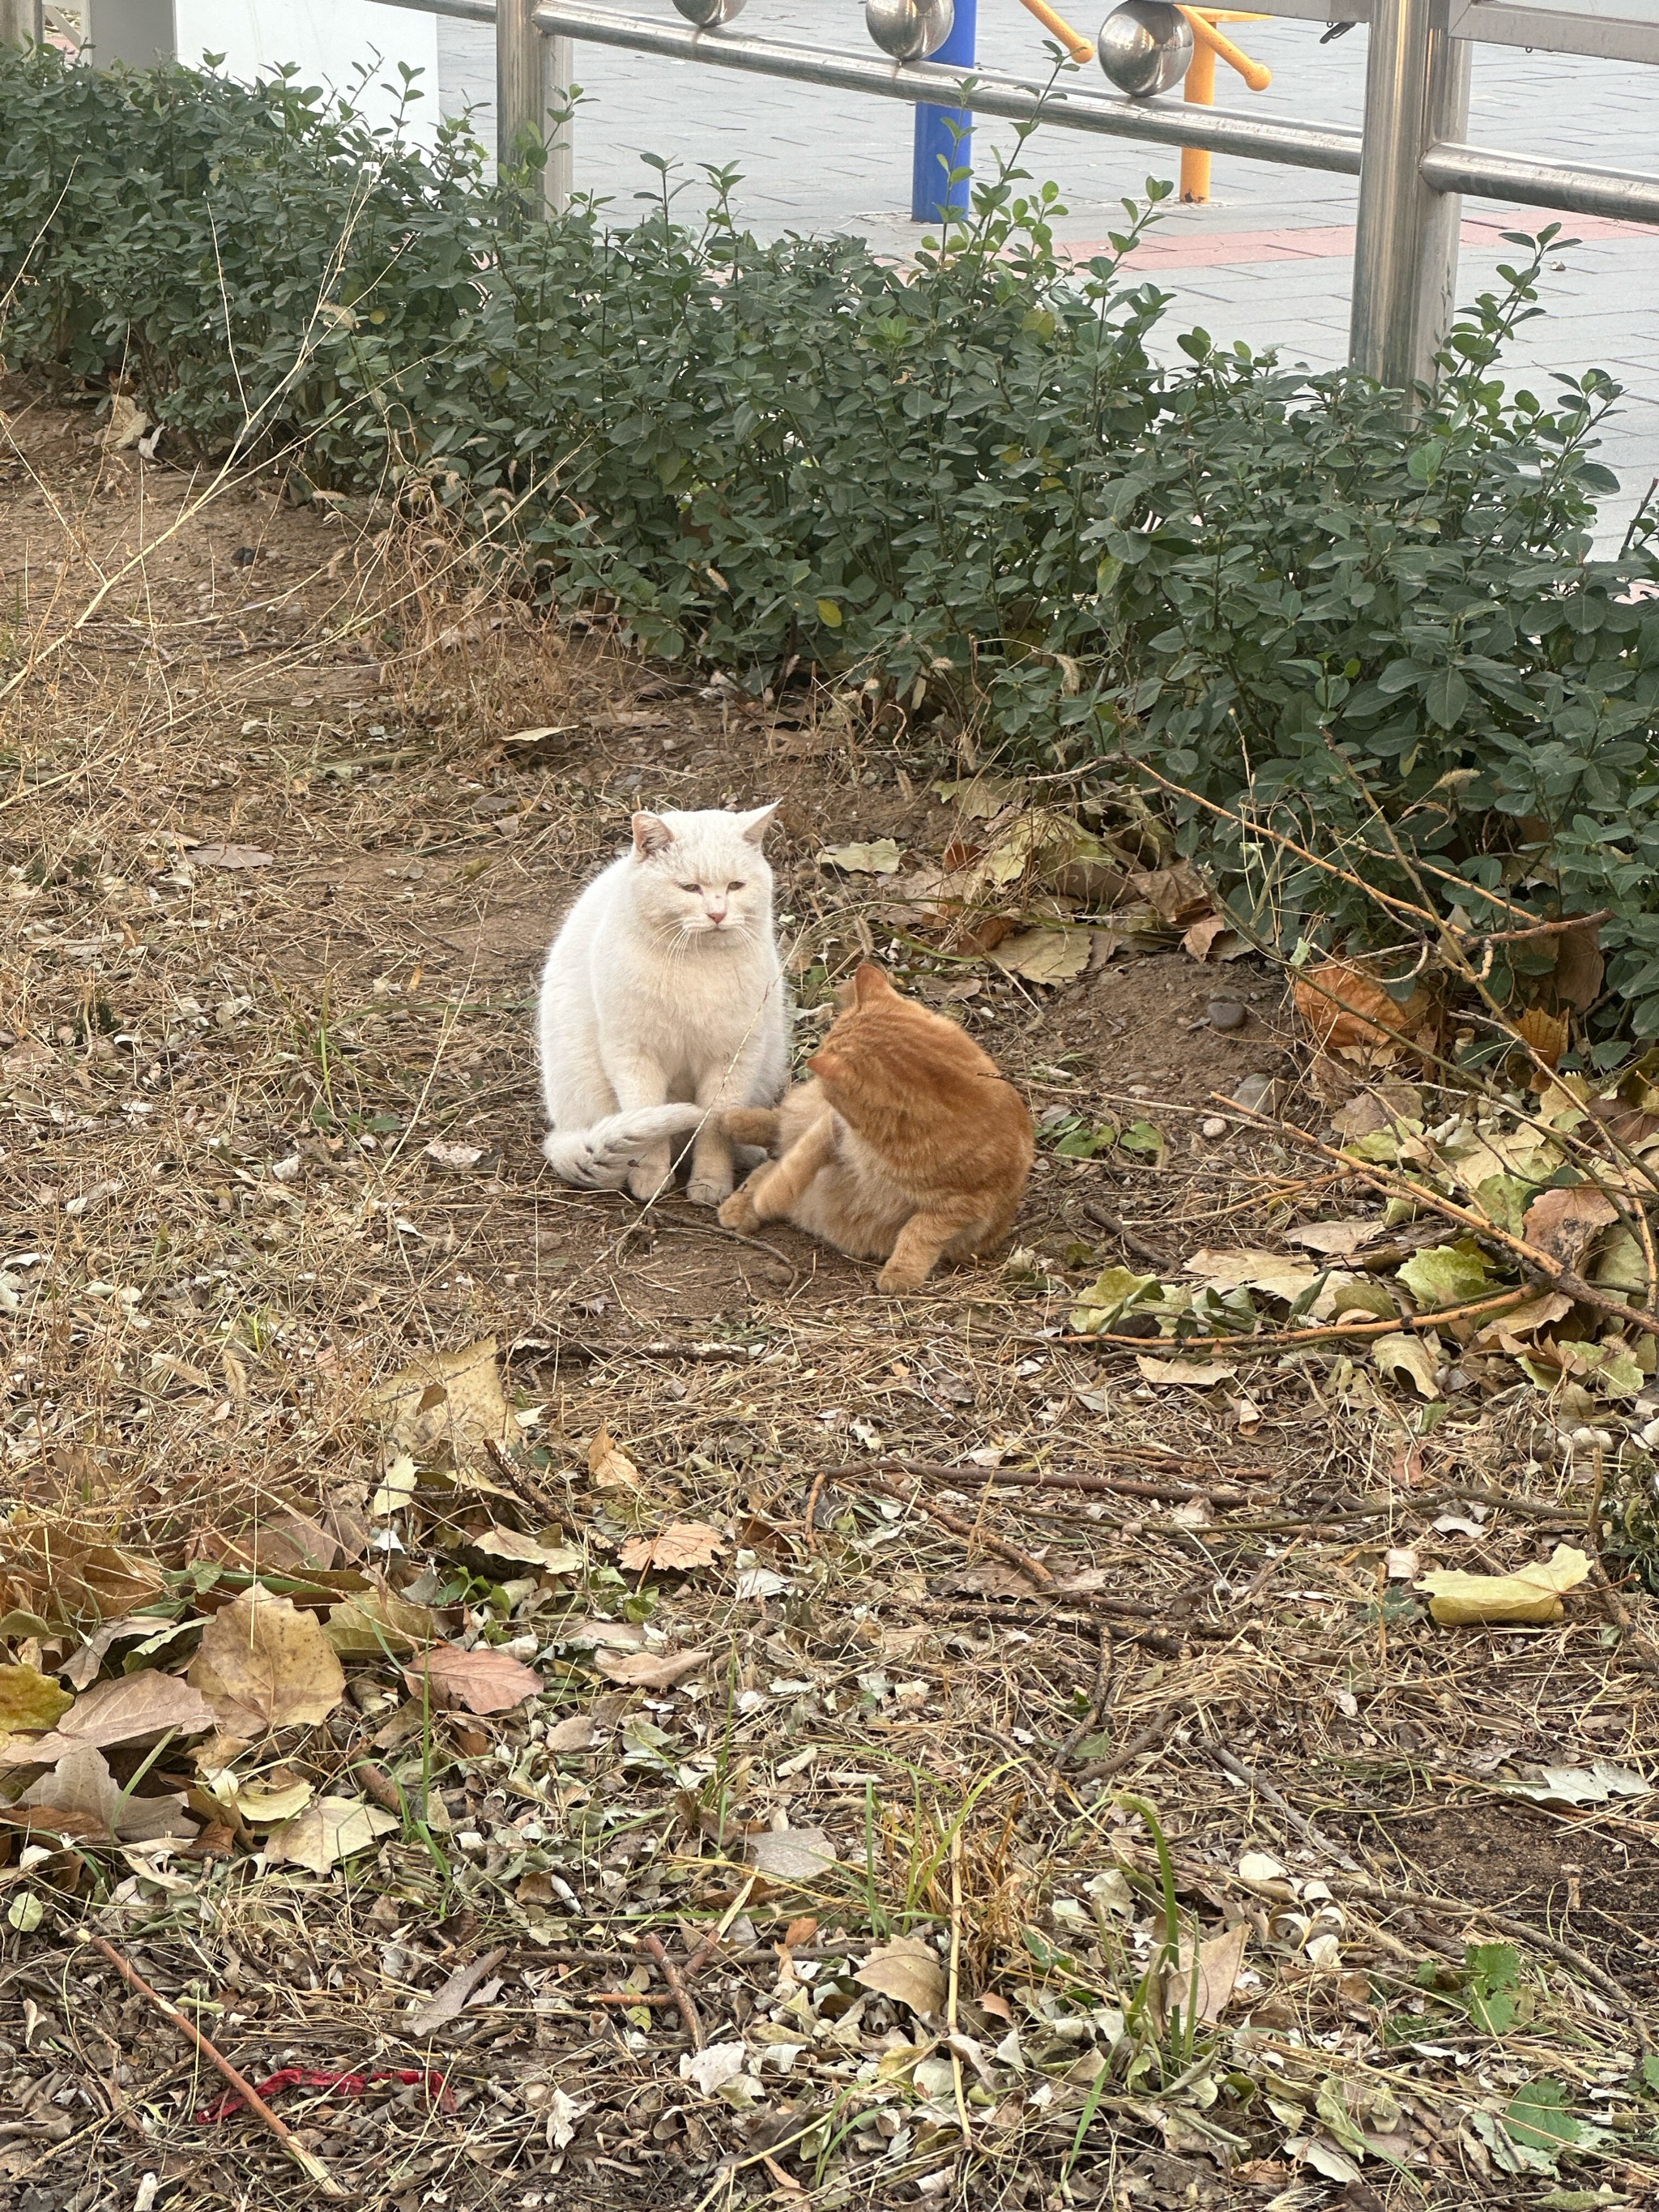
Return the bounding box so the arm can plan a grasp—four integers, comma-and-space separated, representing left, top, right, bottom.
1117, 1119, 1165, 1165
1397, 1241, 1494, 1308
816, 599, 843, 629
1503, 2077, 1578, 2161
1069, 1266, 1159, 1334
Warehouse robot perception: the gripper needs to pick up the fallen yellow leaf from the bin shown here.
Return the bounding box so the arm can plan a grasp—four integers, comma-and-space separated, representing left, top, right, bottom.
1418, 1544, 1590, 1625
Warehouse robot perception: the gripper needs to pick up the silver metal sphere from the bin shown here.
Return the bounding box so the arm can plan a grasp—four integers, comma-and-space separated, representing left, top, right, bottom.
1095, 1, 1193, 96
864, 0, 956, 62
672, 0, 746, 27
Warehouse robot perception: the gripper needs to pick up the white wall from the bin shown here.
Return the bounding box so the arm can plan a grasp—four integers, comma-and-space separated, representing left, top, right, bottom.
173, 1, 442, 143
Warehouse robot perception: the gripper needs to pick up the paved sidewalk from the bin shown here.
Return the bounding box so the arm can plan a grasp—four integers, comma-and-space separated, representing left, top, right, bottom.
434, 4, 1658, 549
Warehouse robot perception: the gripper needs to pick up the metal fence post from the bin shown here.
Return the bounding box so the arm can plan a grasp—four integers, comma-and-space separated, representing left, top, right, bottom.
1349, 0, 1471, 394
540, 28, 574, 211
497, 0, 543, 180
0, 0, 42, 48
911, 0, 978, 223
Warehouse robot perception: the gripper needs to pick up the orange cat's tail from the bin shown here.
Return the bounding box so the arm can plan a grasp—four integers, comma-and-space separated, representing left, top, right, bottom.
721, 1107, 782, 1147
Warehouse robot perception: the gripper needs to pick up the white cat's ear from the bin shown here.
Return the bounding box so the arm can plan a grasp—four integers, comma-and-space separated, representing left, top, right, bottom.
737, 801, 781, 846
632, 812, 673, 858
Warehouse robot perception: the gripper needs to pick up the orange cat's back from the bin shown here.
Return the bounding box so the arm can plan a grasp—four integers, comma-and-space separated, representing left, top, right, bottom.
807, 966, 1033, 1225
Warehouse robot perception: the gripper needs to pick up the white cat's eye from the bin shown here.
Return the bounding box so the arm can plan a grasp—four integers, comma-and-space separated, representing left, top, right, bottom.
727, 881, 745, 892
679, 882, 700, 893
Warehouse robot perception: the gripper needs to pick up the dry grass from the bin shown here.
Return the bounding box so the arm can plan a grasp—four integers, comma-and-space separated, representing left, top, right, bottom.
3, 385, 1659, 2212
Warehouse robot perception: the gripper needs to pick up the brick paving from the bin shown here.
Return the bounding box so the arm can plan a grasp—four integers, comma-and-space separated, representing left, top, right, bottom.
431, 2, 1657, 546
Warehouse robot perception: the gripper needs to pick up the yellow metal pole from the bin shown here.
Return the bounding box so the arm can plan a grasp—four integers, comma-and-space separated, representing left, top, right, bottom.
1176, 7, 1273, 92
1180, 37, 1218, 202
1174, 10, 1271, 205
1011, 0, 1094, 63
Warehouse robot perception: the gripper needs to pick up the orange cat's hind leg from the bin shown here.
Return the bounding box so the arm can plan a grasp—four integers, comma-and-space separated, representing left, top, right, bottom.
876, 1202, 990, 1294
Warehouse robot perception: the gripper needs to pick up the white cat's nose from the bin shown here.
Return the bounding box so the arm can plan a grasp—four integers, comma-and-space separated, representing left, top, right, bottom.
706, 904, 728, 925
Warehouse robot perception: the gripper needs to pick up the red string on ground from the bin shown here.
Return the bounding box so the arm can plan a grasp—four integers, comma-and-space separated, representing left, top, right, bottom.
196, 2066, 454, 2125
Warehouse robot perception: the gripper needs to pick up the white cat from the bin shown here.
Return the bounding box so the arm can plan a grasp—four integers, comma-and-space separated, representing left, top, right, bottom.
536, 804, 789, 1205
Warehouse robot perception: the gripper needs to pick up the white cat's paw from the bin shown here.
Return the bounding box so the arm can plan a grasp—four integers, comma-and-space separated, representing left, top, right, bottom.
627, 1157, 674, 1203
686, 1173, 733, 1211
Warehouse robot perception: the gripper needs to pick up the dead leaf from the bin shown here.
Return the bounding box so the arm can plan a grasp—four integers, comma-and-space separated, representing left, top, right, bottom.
855, 1937, 947, 2018
373, 1338, 512, 1464
0, 1665, 74, 1740
1169, 1921, 1249, 2025
1180, 913, 1243, 962
1418, 1544, 1590, 1625
189, 843, 275, 871
98, 395, 150, 451
1372, 1332, 1441, 1398
1185, 1247, 1320, 1305
203, 1513, 339, 1578
0, 1670, 214, 1766
186, 1583, 347, 1736
1500, 1759, 1651, 1808
1135, 1355, 1239, 1386
1523, 1184, 1620, 1274
992, 926, 1091, 985
403, 1643, 544, 1715
405, 1946, 510, 2037
1553, 924, 1605, 1011
424, 1140, 485, 1171
748, 1827, 839, 1881
12, 1528, 166, 1627
593, 1647, 708, 1690
1294, 959, 1434, 1056
21, 1743, 193, 1842
219, 1774, 313, 1826
544, 1714, 596, 1753
1127, 861, 1212, 928
323, 1586, 440, 1655
265, 1796, 399, 1873
463, 1526, 582, 1574
619, 1522, 727, 1573
1283, 1219, 1381, 1258
1516, 1006, 1570, 1073
818, 839, 902, 875
587, 1425, 642, 1492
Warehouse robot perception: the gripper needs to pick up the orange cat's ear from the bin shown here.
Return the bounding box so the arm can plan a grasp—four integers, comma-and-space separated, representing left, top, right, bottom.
632, 812, 673, 858
853, 963, 894, 1006
808, 1045, 842, 1081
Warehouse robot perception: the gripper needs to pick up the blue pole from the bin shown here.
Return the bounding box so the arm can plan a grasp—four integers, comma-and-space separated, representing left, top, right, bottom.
910, 0, 977, 223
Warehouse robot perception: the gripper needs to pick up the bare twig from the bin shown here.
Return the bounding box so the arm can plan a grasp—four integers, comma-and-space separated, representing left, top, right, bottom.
1055, 1624, 1115, 1768
1209, 1747, 1360, 1872
642, 1933, 706, 2049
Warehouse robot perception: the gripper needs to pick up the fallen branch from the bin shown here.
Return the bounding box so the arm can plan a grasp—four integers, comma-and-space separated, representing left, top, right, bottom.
1222, 1097, 1659, 1343
853, 1471, 1055, 1590
1210, 1747, 1360, 1872
1066, 1283, 1533, 1356
87, 1934, 348, 2198
642, 1933, 706, 2050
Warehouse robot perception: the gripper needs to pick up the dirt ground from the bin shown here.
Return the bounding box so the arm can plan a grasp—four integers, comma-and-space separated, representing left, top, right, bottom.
3, 387, 1659, 2212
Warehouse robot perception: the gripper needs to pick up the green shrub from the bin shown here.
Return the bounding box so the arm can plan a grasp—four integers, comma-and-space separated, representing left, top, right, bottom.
2, 45, 1656, 1042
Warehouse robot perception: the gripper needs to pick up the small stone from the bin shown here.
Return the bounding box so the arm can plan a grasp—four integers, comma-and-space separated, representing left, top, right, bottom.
1201, 1116, 1228, 1139
1207, 998, 1246, 1031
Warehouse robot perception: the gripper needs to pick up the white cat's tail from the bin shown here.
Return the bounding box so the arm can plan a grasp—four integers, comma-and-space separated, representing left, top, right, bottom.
541, 1104, 706, 1188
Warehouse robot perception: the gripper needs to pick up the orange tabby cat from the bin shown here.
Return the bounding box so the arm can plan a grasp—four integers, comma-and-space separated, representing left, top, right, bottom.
718, 963, 1033, 1292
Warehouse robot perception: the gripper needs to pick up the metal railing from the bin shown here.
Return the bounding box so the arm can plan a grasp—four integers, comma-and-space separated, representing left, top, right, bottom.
14, 0, 1656, 397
